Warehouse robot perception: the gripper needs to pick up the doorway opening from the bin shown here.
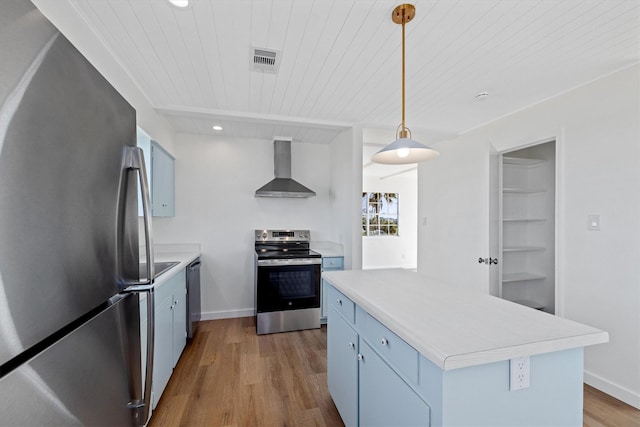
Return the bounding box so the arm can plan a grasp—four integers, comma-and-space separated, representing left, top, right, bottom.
499, 140, 556, 314
362, 143, 418, 270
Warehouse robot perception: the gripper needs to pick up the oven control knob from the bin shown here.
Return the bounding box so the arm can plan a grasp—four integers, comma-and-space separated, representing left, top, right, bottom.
262, 232, 267, 239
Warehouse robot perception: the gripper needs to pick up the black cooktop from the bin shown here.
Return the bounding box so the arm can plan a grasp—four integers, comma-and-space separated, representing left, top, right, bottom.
256, 248, 321, 260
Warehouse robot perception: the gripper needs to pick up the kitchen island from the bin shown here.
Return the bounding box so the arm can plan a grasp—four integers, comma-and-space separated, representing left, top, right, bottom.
323, 269, 608, 427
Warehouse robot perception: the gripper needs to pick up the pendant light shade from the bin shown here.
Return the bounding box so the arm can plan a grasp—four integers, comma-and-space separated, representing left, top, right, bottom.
372, 4, 439, 165
371, 137, 439, 164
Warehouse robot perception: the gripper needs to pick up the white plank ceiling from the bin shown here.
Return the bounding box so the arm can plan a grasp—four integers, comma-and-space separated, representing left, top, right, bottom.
62, 0, 638, 153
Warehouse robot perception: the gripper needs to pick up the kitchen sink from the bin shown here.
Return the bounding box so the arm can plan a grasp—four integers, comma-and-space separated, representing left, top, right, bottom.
139, 261, 179, 280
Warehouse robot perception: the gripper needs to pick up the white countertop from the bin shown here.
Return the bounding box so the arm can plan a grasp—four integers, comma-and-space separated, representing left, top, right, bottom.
323, 269, 609, 371
311, 241, 344, 257
139, 244, 201, 297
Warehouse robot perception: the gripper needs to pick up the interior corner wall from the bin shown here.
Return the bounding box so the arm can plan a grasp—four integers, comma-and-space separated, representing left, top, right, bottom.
32, 0, 175, 153
152, 133, 332, 320
363, 173, 417, 269
330, 127, 363, 270
418, 64, 640, 408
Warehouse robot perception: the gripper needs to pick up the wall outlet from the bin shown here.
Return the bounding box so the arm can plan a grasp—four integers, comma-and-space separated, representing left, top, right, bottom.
510, 356, 530, 391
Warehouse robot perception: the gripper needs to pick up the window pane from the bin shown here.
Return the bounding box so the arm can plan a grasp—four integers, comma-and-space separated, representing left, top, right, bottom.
387, 193, 398, 214
362, 192, 400, 237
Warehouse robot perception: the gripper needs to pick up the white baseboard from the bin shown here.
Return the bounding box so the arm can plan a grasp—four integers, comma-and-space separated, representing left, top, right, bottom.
199, 308, 254, 321
585, 370, 640, 409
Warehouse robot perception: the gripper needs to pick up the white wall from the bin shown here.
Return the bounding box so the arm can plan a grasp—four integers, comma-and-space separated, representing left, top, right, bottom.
330, 127, 363, 270
418, 137, 494, 288
152, 133, 331, 319
418, 65, 640, 408
363, 173, 417, 269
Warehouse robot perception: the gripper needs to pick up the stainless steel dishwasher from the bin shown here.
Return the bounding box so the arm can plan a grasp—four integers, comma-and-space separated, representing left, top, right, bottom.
186, 258, 201, 339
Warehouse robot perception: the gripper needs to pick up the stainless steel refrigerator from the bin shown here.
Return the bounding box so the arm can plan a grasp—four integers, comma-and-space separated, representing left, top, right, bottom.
0, 1, 155, 425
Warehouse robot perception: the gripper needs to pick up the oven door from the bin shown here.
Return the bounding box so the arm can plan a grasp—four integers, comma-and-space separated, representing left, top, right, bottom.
256, 259, 321, 313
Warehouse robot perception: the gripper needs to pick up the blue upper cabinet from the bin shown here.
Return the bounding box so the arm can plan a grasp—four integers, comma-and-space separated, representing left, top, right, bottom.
150, 141, 175, 217
136, 128, 175, 217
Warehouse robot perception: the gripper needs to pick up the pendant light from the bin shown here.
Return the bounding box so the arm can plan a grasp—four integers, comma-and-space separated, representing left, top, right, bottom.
372, 4, 439, 165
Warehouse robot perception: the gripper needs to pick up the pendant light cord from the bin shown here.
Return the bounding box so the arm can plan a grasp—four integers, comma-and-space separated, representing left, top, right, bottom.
401, 11, 406, 133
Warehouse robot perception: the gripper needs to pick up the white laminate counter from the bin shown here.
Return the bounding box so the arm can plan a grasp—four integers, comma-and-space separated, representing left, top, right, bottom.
311, 241, 344, 257
139, 244, 200, 297
323, 269, 608, 371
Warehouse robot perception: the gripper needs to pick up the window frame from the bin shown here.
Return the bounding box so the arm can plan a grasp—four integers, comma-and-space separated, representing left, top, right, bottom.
361, 192, 400, 237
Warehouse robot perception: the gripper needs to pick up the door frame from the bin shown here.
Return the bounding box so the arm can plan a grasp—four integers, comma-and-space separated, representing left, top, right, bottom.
490, 130, 565, 316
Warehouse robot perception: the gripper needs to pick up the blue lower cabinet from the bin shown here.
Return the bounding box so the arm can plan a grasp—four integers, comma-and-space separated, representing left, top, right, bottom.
359, 340, 430, 426
328, 285, 430, 427
328, 306, 359, 427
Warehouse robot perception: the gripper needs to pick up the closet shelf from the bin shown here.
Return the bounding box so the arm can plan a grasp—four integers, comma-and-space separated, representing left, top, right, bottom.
503, 187, 547, 194
503, 246, 545, 252
502, 273, 546, 283
503, 156, 546, 166
512, 299, 545, 310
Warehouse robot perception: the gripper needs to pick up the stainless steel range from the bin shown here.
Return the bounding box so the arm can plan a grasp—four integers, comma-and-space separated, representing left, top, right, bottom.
255, 229, 321, 335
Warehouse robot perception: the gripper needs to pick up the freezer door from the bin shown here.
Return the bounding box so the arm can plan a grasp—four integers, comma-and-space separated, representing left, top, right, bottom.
0, 293, 142, 426
0, 0, 138, 365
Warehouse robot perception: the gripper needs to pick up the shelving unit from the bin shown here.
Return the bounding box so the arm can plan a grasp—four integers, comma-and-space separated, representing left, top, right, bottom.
499, 143, 556, 313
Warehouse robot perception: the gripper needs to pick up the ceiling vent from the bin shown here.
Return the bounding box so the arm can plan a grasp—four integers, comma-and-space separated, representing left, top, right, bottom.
252, 47, 280, 73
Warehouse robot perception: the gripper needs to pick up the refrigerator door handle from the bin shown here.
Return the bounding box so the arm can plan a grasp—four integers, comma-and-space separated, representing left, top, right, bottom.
122, 146, 155, 424
124, 146, 155, 284
123, 284, 155, 425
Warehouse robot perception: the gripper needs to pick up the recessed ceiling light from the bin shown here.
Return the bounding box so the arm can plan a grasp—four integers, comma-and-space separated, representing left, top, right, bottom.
475, 91, 490, 101
212, 125, 223, 131
168, 0, 189, 8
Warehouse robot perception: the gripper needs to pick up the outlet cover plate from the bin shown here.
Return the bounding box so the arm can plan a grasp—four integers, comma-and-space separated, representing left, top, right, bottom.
510, 356, 530, 391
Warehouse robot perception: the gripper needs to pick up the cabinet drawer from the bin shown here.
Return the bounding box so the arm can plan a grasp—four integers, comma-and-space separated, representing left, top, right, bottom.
322, 256, 344, 270
361, 313, 419, 384
328, 285, 355, 324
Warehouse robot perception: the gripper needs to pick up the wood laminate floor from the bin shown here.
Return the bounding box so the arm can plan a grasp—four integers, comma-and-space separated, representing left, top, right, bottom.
149, 317, 639, 427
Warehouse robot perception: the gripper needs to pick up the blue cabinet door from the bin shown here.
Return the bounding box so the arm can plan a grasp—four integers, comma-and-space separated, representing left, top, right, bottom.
152, 295, 174, 409
359, 340, 430, 426
328, 307, 359, 427
321, 256, 344, 321
170, 273, 187, 366
151, 141, 175, 217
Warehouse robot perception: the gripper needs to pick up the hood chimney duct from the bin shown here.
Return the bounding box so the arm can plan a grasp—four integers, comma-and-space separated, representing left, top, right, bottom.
255, 139, 316, 198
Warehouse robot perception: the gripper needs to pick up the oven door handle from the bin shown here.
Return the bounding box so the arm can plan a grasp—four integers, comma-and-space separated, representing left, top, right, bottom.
257, 258, 322, 266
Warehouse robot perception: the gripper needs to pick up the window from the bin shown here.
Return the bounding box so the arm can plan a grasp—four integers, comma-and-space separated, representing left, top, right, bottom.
362, 192, 399, 236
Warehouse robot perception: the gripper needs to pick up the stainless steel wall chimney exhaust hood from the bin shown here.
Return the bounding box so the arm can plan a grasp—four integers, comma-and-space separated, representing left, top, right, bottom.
255, 139, 316, 198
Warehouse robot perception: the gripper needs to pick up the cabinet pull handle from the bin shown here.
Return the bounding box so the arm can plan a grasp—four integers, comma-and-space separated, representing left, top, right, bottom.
380, 337, 389, 346
348, 342, 355, 349
357, 354, 364, 361
336, 299, 342, 306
